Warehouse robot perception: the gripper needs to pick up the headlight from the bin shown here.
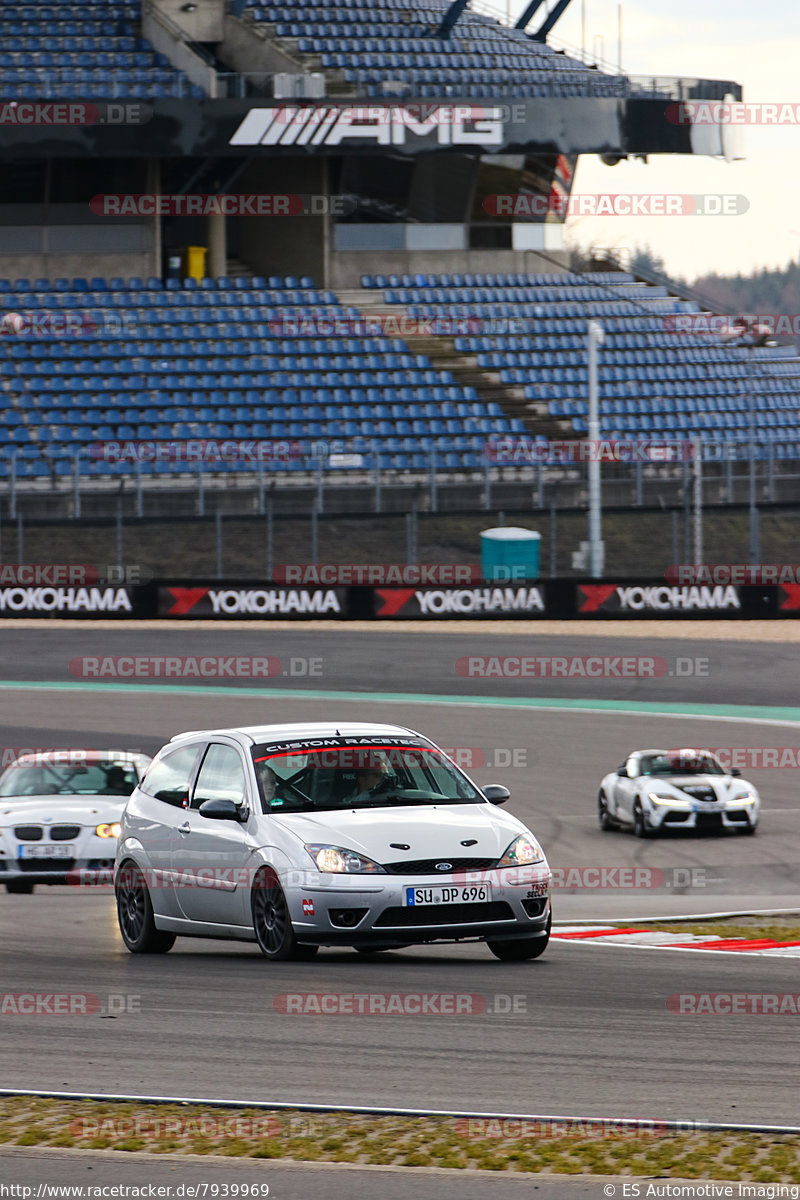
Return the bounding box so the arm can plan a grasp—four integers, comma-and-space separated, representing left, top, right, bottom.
729, 792, 756, 805
648, 793, 690, 807
305, 844, 386, 874
95, 822, 122, 838
497, 834, 544, 867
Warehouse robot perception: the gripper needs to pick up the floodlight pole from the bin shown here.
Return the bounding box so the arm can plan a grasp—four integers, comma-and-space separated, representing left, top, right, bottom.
587, 320, 604, 577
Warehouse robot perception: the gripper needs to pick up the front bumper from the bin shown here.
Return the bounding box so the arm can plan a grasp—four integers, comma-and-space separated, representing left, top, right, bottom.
285, 865, 552, 947
0, 835, 118, 885
648, 803, 758, 831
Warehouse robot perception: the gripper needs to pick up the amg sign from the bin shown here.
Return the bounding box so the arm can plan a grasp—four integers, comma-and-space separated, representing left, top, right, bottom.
230, 104, 505, 148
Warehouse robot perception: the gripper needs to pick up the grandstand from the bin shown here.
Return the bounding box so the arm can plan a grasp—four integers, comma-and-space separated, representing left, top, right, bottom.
2, 0, 792, 507
0, 1, 203, 98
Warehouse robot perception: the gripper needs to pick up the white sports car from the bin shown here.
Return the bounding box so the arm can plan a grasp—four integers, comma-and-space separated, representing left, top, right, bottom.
0, 751, 152, 893
598, 748, 760, 837
115, 722, 552, 961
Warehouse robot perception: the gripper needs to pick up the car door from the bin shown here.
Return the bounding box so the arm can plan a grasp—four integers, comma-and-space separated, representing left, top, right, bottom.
172, 741, 252, 927
132, 741, 204, 919
611, 755, 640, 824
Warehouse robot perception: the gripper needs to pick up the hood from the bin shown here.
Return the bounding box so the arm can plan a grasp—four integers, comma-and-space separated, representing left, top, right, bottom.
268, 802, 530, 863
0, 796, 127, 826
645, 774, 754, 800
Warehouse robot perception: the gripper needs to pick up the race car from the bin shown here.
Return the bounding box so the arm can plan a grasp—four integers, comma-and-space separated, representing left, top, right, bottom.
114, 722, 552, 962
598, 748, 759, 837
0, 750, 152, 893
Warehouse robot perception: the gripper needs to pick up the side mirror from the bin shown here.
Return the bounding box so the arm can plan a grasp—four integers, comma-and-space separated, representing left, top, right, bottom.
483, 784, 510, 805
198, 798, 248, 822
730, 767, 741, 777
616, 766, 628, 777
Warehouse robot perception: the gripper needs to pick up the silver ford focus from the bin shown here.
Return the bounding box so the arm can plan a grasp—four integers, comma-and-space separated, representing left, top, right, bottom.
114, 722, 551, 962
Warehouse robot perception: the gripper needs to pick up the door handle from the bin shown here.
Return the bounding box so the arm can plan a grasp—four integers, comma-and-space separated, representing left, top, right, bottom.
179, 821, 191, 834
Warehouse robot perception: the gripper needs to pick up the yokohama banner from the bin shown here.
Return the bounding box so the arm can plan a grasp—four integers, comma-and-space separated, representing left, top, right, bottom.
4, 580, 793, 619
158, 584, 350, 619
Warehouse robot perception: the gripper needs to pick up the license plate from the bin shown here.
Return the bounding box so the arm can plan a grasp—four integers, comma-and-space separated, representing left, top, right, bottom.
17, 844, 75, 860
405, 884, 491, 906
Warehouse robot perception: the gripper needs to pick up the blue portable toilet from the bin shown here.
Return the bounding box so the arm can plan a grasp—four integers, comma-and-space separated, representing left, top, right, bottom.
480, 527, 541, 581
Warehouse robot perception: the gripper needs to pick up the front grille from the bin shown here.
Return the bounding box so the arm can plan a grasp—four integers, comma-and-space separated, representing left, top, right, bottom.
14, 826, 42, 841
18, 858, 75, 873
663, 811, 692, 823
695, 813, 723, 830
383, 857, 498, 875
374, 901, 513, 928
681, 786, 717, 803
725, 809, 749, 824
51, 825, 81, 841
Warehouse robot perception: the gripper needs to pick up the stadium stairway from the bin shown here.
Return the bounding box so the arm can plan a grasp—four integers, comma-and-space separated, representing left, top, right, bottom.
336, 284, 572, 441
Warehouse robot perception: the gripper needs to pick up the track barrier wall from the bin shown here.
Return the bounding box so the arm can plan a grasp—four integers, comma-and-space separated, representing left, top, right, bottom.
0, 579, 797, 618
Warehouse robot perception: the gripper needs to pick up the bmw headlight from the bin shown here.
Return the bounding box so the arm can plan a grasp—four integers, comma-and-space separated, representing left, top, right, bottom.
648, 793, 689, 807
498, 834, 544, 867
305, 844, 386, 874
95, 822, 122, 838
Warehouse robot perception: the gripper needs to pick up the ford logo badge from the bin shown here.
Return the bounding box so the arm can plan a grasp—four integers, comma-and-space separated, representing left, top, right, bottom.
436, 862, 453, 871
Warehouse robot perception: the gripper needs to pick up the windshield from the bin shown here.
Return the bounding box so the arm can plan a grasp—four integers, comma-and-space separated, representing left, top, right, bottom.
251, 741, 485, 812
640, 752, 726, 777
0, 761, 139, 798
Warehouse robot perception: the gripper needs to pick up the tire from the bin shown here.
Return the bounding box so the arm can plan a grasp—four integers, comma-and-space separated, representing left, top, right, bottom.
738, 822, 757, 835
252, 870, 314, 961
355, 945, 395, 955
4, 878, 34, 897
5, 880, 35, 895
598, 792, 617, 831
115, 862, 176, 954
488, 911, 551, 962
633, 802, 653, 839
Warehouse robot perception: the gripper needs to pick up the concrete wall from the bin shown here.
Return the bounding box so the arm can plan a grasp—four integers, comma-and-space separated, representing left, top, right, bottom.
142, 7, 218, 96
0, 203, 157, 280
149, 0, 225, 42
328, 247, 571, 289
219, 14, 305, 82
234, 158, 329, 282
0, 252, 156, 282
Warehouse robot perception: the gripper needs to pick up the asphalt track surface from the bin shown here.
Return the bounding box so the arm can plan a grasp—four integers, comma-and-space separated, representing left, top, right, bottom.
0, 1147, 651, 1198
1, 628, 800, 1147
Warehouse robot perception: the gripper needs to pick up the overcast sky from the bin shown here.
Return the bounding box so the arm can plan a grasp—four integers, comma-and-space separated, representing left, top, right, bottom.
498, 0, 799, 280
